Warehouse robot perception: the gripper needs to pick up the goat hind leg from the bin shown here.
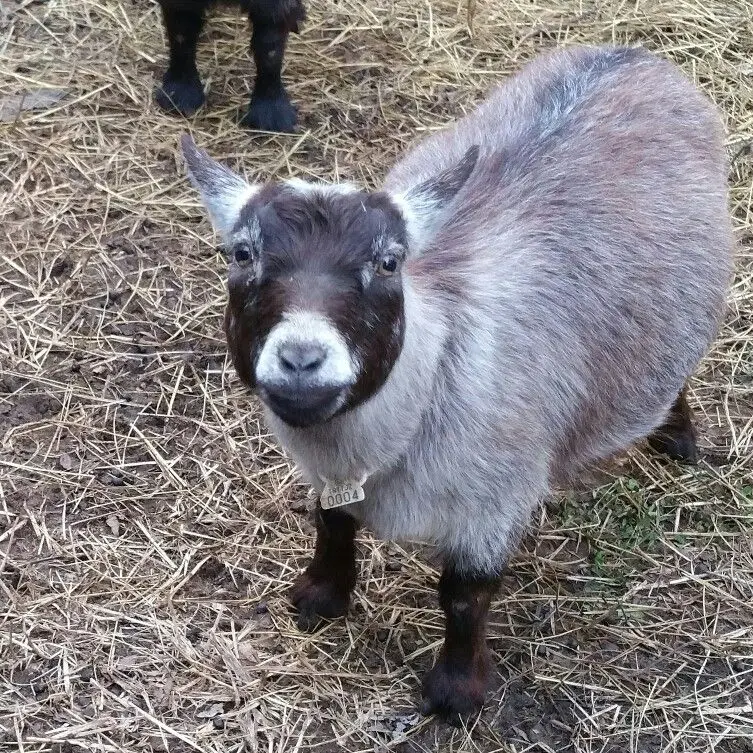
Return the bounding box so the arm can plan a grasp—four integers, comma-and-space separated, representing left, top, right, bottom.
648, 385, 699, 463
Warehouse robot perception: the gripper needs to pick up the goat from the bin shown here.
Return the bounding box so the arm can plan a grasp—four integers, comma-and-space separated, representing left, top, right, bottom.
155, 0, 305, 132
180, 45, 734, 720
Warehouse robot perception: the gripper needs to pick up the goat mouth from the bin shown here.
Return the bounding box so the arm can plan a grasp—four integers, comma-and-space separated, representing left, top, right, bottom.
259, 383, 348, 428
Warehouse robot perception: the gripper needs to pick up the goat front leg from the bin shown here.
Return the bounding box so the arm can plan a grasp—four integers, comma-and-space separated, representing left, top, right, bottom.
421, 564, 500, 723
241, 13, 298, 132
155, 1, 207, 115
291, 507, 358, 631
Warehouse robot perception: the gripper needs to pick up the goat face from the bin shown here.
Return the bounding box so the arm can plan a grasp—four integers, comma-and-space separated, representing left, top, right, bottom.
226, 186, 409, 427
181, 135, 478, 427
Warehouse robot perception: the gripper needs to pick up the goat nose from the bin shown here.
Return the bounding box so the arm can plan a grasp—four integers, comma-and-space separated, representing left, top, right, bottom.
278, 342, 327, 374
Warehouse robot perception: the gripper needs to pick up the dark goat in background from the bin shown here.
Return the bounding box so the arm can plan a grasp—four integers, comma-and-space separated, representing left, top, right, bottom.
155, 0, 305, 132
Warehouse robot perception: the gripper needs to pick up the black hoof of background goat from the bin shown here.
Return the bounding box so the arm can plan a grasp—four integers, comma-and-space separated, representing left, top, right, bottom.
241, 91, 297, 132
648, 430, 700, 464
155, 74, 206, 116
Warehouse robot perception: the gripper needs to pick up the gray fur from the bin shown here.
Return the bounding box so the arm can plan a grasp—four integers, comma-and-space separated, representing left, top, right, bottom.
267, 45, 733, 574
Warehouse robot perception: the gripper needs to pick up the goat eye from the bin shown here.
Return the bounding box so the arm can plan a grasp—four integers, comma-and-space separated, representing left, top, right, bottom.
377, 255, 399, 277
234, 245, 252, 264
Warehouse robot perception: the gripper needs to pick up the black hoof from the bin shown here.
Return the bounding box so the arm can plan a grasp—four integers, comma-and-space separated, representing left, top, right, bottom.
648, 424, 699, 464
290, 572, 350, 632
648, 388, 699, 464
155, 73, 205, 116
421, 655, 488, 724
648, 433, 699, 464
241, 91, 297, 132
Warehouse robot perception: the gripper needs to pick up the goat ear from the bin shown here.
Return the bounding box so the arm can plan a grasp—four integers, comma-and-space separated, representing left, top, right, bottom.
180, 134, 260, 239
390, 145, 479, 253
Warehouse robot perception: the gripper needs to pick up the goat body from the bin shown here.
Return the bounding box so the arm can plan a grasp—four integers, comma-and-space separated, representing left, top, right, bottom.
156, 0, 305, 131
181, 45, 734, 719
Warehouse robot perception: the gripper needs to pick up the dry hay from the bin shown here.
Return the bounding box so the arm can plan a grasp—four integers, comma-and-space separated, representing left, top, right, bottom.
1, 0, 752, 751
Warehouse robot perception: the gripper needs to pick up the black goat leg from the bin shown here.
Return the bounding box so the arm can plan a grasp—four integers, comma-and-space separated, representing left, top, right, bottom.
290, 507, 358, 631
155, 0, 207, 116
241, 3, 304, 131
421, 564, 500, 723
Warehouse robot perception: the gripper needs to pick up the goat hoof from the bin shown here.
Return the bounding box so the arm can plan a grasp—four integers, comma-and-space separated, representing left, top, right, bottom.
290, 572, 349, 632
241, 91, 297, 133
647, 389, 699, 464
421, 656, 488, 723
648, 430, 699, 464
155, 74, 205, 116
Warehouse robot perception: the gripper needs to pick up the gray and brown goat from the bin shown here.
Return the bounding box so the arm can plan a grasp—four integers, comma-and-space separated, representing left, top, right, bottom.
181, 45, 734, 720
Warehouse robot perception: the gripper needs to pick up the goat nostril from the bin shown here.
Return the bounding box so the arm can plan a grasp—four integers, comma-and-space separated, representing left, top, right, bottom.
278, 343, 326, 374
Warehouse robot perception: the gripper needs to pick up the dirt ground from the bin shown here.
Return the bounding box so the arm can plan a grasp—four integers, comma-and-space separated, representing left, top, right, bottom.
1, 0, 752, 751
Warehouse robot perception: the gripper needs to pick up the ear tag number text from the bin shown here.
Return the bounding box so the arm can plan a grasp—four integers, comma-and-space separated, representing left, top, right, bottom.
320, 479, 366, 510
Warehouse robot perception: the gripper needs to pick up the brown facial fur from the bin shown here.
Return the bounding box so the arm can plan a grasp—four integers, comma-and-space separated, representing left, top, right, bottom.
224, 187, 408, 420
